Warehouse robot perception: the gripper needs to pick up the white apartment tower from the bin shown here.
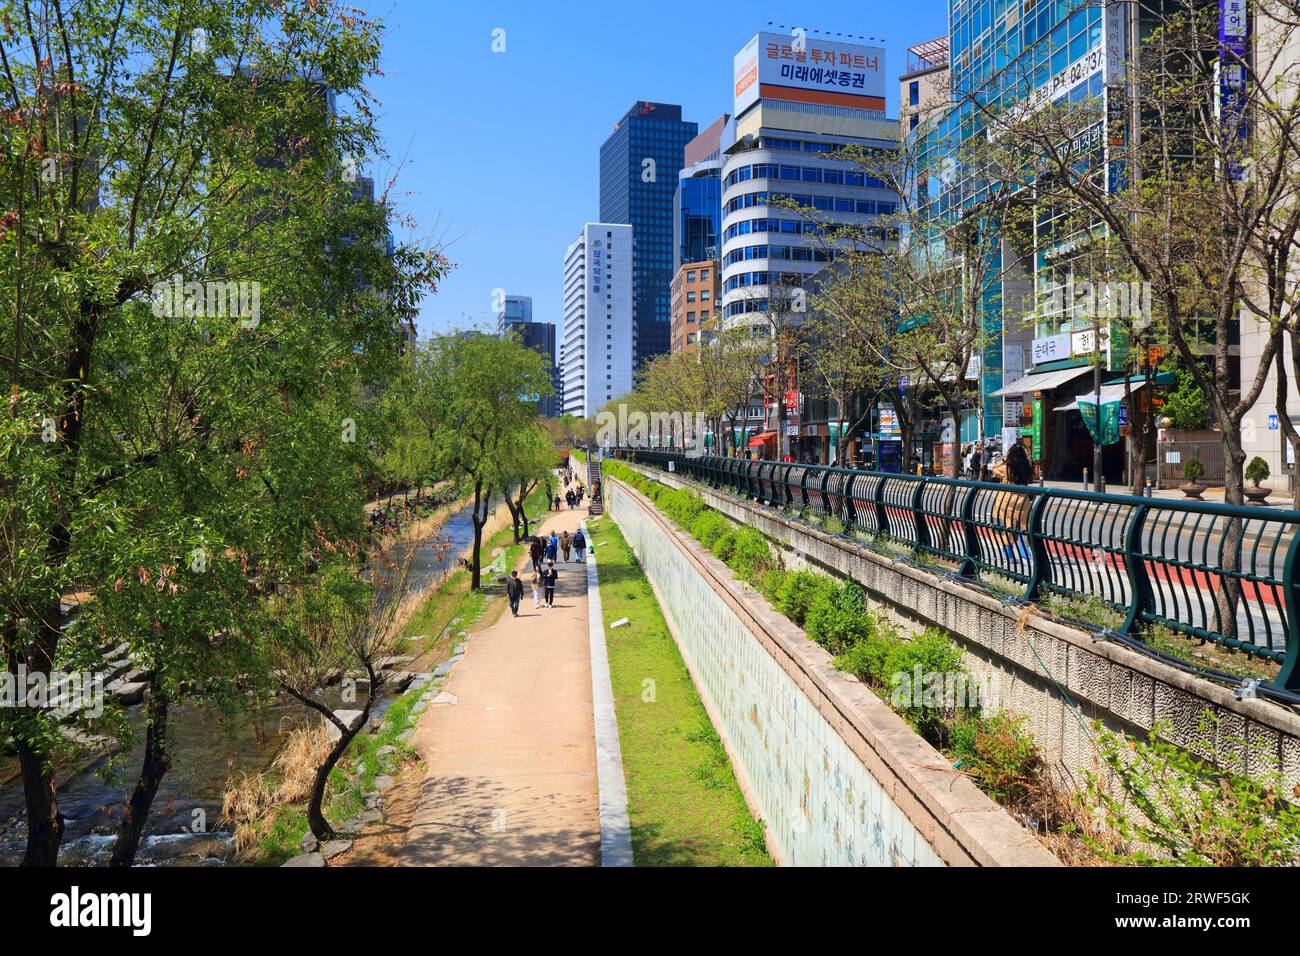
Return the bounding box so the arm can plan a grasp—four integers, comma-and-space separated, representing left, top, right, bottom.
561, 223, 634, 418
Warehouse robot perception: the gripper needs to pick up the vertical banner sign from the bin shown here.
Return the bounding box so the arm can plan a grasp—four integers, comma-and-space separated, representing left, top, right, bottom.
1220, 0, 1249, 181
1032, 399, 1044, 461
1079, 397, 1121, 445
1104, 1, 1130, 192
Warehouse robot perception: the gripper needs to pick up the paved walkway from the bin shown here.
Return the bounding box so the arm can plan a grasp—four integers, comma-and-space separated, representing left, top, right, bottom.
399, 500, 601, 866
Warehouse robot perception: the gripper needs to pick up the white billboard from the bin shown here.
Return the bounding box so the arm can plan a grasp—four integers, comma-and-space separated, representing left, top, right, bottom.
733, 31, 886, 116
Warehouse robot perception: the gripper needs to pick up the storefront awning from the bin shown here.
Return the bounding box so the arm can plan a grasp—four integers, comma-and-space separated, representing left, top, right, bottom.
991, 365, 1093, 397
1054, 380, 1146, 412
748, 430, 776, 447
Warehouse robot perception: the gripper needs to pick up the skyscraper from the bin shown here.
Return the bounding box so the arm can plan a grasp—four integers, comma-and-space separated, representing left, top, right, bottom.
720, 31, 899, 459
599, 102, 697, 367
496, 294, 560, 418
560, 224, 634, 418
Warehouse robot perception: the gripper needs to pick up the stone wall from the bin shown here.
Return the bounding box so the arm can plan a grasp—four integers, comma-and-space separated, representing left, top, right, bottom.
604, 476, 1058, 867
617, 463, 1300, 796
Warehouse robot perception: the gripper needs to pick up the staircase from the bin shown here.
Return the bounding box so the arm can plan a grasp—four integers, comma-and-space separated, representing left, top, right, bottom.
586, 457, 603, 515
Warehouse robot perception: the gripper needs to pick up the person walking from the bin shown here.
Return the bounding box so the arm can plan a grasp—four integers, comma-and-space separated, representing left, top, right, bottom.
529, 536, 543, 573
560, 529, 572, 562
542, 560, 558, 607
565, 490, 575, 509
545, 532, 558, 563
573, 528, 586, 563
506, 570, 524, 617
530, 566, 543, 608
554, 493, 562, 511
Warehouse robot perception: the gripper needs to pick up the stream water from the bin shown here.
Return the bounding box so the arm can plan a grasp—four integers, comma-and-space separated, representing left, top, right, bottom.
0, 502, 478, 866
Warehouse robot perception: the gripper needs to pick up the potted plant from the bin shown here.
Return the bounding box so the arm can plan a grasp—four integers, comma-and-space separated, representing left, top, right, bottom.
1181, 457, 1206, 499
1244, 456, 1271, 505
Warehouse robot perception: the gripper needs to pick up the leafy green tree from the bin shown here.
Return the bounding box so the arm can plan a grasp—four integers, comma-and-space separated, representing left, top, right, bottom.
0, 0, 443, 866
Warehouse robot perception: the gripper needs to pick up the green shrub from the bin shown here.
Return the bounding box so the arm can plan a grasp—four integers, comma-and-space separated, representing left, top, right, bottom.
1182, 457, 1204, 483
711, 529, 737, 563
1080, 717, 1300, 866
804, 581, 876, 655
759, 569, 787, 604
882, 629, 966, 740
947, 713, 1044, 808
692, 512, 730, 548
729, 528, 775, 585
1246, 456, 1270, 486
774, 571, 832, 627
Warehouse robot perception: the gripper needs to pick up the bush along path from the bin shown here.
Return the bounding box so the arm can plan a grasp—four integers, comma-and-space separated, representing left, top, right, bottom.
584, 516, 771, 866
600, 461, 1300, 866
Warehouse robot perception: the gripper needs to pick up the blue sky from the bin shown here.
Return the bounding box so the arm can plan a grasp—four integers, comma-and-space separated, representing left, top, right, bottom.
355, 1, 949, 338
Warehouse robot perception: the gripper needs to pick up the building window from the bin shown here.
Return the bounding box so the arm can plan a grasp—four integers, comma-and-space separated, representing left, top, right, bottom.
686, 270, 696, 281
700, 268, 710, 279
909, 80, 920, 106
910, 114, 920, 130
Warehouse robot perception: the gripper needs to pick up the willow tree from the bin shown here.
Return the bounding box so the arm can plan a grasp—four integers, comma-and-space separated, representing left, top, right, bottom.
0, 0, 443, 866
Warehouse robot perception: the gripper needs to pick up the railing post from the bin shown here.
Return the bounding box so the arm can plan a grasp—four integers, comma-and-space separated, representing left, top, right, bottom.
911, 478, 928, 551
818, 467, 832, 517
843, 473, 858, 529
874, 476, 888, 540
799, 467, 810, 511
1119, 502, 1153, 638
1277, 526, 1300, 691
958, 485, 979, 578
1024, 493, 1052, 602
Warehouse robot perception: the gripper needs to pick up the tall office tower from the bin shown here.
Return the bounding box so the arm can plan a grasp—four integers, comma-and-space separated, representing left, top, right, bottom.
674, 114, 729, 272
560, 224, 634, 419
671, 115, 728, 355
599, 102, 697, 368
720, 31, 899, 457
497, 294, 560, 418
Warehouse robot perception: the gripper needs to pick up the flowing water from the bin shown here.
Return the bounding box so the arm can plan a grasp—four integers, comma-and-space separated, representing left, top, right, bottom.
0, 503, 478, 866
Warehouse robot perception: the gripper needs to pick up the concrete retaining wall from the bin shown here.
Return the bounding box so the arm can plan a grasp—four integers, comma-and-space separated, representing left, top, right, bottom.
604, 475, 1058, 866
617, 462, 1300, 796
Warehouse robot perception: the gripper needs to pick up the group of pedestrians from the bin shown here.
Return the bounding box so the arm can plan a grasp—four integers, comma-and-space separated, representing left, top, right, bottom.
509, 524, 588, 616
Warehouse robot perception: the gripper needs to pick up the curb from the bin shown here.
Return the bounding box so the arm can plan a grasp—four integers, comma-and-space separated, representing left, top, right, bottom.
582, 519, 634, 867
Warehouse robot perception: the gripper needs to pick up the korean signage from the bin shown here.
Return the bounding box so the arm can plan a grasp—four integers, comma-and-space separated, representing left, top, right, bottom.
734, 32, 885, 115
1031, 333, 1070, 365
1219, 0, 1249, 181
1079, 397, 1121, 445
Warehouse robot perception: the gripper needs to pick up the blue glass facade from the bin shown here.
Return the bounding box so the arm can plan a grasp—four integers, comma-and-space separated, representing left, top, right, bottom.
599, 102, 697, 365
674, 173, 722, 271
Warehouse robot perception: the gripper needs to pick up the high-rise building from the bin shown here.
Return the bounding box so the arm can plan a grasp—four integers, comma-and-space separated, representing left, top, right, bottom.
599, 102, 698, 368
496, 295, 560, 418
720, 30, 899, 459
560, 224, 634, 418
674, 114, 729, 272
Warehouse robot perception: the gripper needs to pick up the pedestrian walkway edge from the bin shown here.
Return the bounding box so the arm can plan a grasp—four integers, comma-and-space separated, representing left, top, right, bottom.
582, 520, 634, 867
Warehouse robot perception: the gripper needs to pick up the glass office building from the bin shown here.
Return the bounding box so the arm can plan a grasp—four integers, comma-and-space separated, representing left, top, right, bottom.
674, 173, 723, 272
599, 102, 698, 366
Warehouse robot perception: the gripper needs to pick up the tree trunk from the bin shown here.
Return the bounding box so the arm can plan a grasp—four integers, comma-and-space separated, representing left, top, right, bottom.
15, 735, 62, 867
469, 480, 487, 590
109, 690, 171, 867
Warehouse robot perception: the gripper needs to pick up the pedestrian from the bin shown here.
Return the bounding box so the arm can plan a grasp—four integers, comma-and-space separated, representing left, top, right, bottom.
554, 493, 561, 511
573, 528, 586, 563
530, 566, 542, 608
545, 532, 558, 563
529, 536, 543, 573
560, 529, 572, 562
565, 490, 575, 509
506, 570, 523, 617
542, 560, 558, 607
1005, 441, 1033, 486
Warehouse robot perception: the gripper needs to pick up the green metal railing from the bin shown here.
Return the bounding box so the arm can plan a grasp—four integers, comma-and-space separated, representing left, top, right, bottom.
612, 448, 1300, 693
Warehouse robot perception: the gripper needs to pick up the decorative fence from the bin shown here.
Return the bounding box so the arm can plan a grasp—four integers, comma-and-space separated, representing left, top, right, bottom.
612, 448, 1300, 692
